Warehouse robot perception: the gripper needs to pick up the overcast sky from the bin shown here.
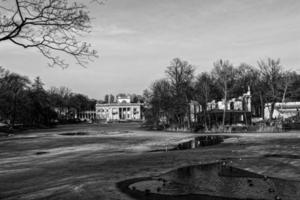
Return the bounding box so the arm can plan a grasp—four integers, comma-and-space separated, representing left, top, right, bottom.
1, 0, 300, 99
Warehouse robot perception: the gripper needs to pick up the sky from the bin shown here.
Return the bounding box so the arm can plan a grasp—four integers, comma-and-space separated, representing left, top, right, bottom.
1, 0, 300, 99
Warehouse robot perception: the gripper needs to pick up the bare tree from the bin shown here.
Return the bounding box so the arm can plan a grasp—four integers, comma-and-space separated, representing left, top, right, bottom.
150, 79, 172, 128
258, 58, 283, 120
0, 0, 99, 68
0, 71, 31, 127
195, 72, 212, 130
212, 59, 235, 129
165, 58, 195, 128
281, 71, 297, 104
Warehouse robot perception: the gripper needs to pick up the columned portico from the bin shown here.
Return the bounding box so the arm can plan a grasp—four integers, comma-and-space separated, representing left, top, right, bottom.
96, 103, 143, 121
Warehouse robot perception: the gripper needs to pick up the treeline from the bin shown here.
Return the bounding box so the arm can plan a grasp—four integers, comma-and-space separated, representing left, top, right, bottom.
0, 67, 96, 128
100, 93, 145, 104
143, 58, 300, 129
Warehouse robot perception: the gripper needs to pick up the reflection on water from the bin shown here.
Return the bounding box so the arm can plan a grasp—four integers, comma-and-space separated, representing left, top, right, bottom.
174, 135, 229, 150
117, 162, 300, 200
149, 135, 232, 153
59, 132, 89, 136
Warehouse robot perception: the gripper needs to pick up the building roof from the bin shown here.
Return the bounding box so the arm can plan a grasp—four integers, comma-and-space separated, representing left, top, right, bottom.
96, 103, 143, 107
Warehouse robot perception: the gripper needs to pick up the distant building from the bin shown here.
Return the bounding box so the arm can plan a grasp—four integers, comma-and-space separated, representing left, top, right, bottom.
54, 107, 77, 120
204, 87, 252, 126
117, 95, 131, 104
189, 100, 202, 123
264, 102, 300, 120
96, 95, 143, 121
78, 110, 96, 121
207, 87, 251, 112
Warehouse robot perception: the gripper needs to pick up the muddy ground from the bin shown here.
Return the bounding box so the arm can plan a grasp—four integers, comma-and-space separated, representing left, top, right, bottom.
0, 123, 299, 200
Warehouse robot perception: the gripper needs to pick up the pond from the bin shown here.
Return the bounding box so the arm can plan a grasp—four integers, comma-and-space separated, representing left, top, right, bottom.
117, 162, 300, 200
150, 135, 233, 152
173, 135, 231, 150
59, 132, 89, 136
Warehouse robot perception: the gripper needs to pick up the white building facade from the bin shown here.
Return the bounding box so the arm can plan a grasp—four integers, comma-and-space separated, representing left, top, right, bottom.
96, 96, 143, 121
264, 102, 300, 120
207, 86, 251, 112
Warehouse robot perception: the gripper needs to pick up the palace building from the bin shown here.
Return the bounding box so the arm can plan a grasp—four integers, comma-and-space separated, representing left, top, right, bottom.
203, 87, 252, 127
95, 95, 143, 121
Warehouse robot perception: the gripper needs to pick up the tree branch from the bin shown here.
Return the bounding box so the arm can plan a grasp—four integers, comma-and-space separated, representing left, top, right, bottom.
0, 0, 99, 68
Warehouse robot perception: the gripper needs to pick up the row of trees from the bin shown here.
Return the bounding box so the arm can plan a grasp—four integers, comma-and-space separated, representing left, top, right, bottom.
0, 0, 100, 129
144, 58, 300, 129
0, 67, 96, 128
101, 93, 145, 104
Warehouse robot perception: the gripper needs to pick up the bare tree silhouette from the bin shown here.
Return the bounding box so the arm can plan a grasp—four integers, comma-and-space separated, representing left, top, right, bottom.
0, 0, 99, 68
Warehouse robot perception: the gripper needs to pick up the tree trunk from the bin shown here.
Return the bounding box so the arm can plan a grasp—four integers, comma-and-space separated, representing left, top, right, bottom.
208, 112, 211, 130
270, 101, 275, 120
11, 94, 17, 128
187, 105, 191, 129
204, 106, 208, 131
204, 95, 208, 130
222, 84, 227, 131
260, 92, 264, 119
282, 84, 288, 105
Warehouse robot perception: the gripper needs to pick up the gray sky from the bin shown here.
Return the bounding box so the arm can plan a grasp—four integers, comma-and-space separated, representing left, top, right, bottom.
1, 0, 300, 99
